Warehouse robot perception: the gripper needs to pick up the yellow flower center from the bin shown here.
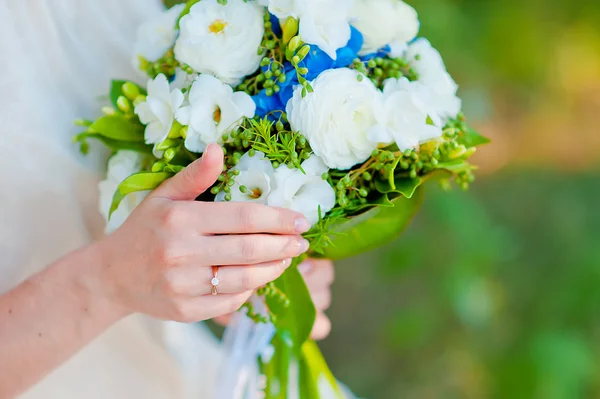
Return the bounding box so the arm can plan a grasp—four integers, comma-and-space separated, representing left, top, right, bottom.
209, 20, 227, 34
248, 188, 262, 199
213, 106, 222, 124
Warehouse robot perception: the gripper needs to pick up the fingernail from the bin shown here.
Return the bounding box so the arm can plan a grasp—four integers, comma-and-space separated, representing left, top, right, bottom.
298, 260, 313, 275
294, 218, 310, 233
282, 258, 292, 268
298, 239, 310, 254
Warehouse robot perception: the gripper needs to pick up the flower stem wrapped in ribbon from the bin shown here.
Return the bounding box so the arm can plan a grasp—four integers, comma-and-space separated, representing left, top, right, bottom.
74, 0, 490, 397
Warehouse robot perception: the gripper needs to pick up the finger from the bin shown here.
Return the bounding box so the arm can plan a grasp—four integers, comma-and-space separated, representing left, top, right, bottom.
202, 234, 309, 266
172, 290, 253, 323
300, 259, 335, 289
150, 143, 224, 201
192, 202, 311, 235
163, 259, 292, 296
310, 312, 332, 341
310, 290, 332, 312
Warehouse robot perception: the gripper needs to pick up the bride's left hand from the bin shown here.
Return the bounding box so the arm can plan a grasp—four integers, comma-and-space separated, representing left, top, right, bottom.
214, 258, 335, 341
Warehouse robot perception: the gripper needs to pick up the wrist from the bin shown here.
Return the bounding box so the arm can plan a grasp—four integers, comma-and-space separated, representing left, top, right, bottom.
68, 240, 132, 323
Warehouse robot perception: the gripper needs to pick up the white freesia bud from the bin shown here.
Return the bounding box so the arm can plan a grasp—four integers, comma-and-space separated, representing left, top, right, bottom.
351, 0, 419, 55
368, 77, 442, 150
403, 38, 462, 122
98, 151, 149, 233
261, 0, 352, 59
135, 74, 184, 146
268, 155, 335, 226
286, 68, 380, 170
174, 0, 264, 86
216, 152, 275, 204
133, 4, 185, 65
175, 74, 255, 153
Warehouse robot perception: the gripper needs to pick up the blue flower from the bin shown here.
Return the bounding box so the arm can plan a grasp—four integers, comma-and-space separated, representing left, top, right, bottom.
300, 26, 364, 80
253, 90, 285, 120
269, 13, 282, 37
252, 27, 367, 117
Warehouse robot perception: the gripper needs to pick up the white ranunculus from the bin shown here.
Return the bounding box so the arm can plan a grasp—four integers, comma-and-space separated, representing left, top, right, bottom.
216, 152, 275, 204
286, 68, 380, 170
175, 74, 255, 153
351, 0, 419, 56
268, 155, 335, 225
174, 0, 264, 86
403, 38, 462, 121
98, 151, 149, 234
262, 0, 352, 60
133, 4, 185, 65
368, 77, 443, 150
135, 74, 184, 146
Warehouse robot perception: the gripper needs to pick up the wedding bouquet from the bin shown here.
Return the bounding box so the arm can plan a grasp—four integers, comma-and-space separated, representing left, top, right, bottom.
75, 0, 489, 397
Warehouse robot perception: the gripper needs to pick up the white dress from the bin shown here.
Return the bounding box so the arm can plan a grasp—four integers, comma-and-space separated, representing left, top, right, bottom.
0, 1, 222, 398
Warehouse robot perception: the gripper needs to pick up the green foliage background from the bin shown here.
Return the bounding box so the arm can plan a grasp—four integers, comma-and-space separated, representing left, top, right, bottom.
165, 1, 600, 397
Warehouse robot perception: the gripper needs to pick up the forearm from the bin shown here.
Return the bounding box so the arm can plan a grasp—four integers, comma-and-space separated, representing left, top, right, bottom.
0, 243, 127, 398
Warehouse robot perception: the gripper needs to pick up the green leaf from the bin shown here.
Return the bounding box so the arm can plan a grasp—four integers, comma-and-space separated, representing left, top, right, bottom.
267, 265, 316, 353
74, 133, 152, 154
89, 115, 145, 142
109, 172, 172, 216
319, 187, 424, 260
299, 340, 345, 399
109, 80, 128, 108
459, 128, 491, 148
376, 177, 422, 198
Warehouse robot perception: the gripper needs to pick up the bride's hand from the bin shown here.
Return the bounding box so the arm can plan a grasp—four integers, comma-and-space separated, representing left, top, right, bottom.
214, 258, 335, 341
93, 144, 311, 323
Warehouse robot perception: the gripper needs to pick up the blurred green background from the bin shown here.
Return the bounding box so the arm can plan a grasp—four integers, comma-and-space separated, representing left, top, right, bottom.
322, 1, 600, 398
167, 0, 600, 397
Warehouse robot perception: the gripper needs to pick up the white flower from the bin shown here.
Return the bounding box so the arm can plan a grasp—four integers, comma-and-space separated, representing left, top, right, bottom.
98, 151, 149, 234
286, 68, 380, 170
351, 0, 419, 55
135, 74, 184, 146
368, 77, 443, 150
133, 4, 185, 65
175, 74, 255, 153
268, 155, 335, 225
216, 152, 275, 204
174, 0, 264, 86
262, 0, 352, 60
169, 68, 198, 91
403, 38, 462, 121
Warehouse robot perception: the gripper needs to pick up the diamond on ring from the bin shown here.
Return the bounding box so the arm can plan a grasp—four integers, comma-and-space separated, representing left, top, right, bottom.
211, 266, 220, 296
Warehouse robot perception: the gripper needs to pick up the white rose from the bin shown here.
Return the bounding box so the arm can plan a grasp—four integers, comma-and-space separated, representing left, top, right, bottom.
262, 0, 352, 60
134, 74, 184, 146
368, 77, 443, 151
268, 155, 335, 225
174, 0, 264, 86
403, 38, 462, 121
216, 152, 275, 204
351, 0, 419, 56
98, 151, 149, 233
286, 68, 380, 170
133, 4, 185, 65
175, 74, 255, 153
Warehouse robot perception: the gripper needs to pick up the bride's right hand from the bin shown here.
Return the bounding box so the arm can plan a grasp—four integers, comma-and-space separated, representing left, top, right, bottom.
93, 144, 311, 323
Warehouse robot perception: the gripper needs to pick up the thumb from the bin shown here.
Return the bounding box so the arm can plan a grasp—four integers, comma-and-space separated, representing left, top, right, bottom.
150, 143, 224, 201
